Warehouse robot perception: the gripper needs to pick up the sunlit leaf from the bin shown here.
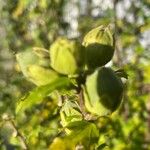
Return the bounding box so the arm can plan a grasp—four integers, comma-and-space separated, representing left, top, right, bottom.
66, 121, 99, 145
49, 137, 74, 150
16, 77, 71, 114
60, 100, 82, 128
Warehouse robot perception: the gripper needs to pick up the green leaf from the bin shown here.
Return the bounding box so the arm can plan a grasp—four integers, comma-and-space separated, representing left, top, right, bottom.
16, 77, 71, 114
50, 121, 99, 150
60, 100, 82, 128
66, 121, 99, 145
49, 137, 74, 150
66, 120, 89, 130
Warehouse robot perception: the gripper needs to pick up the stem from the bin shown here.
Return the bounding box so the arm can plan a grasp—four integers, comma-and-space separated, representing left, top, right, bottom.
78, 88, 87, 118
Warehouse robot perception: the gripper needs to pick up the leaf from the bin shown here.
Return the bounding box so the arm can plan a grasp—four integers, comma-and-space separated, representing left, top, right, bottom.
66, 121, 99, 145
49, 137, 74, 150
97, 134, 109, 150
50, 121, 99, 150
120, 34, 136, 48
60, 100, 82, 128
66, 120, 89, 130
97, 143, 108, 150
16, 77, 71, 114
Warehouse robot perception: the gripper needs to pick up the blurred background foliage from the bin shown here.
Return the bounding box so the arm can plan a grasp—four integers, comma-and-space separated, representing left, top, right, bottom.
0, 0, 150, 149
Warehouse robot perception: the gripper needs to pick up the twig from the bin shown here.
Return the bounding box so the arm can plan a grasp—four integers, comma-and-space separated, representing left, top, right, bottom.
2, 114, 28, 150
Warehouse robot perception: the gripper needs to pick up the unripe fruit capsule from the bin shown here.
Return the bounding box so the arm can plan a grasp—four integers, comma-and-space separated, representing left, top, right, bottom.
83, 67, 124, 116
82, 25, 115, 70
50, 38, 85, 75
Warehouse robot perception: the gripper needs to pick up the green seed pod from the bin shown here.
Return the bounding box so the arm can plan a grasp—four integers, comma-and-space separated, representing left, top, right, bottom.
16, 50, 59, 86
16, 50, 40, 78
33, 47, 50, 67
83, 67, 124, 116
82, 25, 114, 69
27, 65, 59, 86
33, 47, 49, 58
50, 38, 85, 75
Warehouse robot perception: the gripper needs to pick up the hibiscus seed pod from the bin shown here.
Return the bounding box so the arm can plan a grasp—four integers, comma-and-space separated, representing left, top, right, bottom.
33, 47, 50, 67
50, 38, 85, 75
16, 50, 40, 78
82, 25, 115, 70
27, 65, 59, 86
83, 67, 124, 116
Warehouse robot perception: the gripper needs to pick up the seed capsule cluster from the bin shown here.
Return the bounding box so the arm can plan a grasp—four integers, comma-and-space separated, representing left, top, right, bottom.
17, 25, 125, 117
49, 25, 124, 117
